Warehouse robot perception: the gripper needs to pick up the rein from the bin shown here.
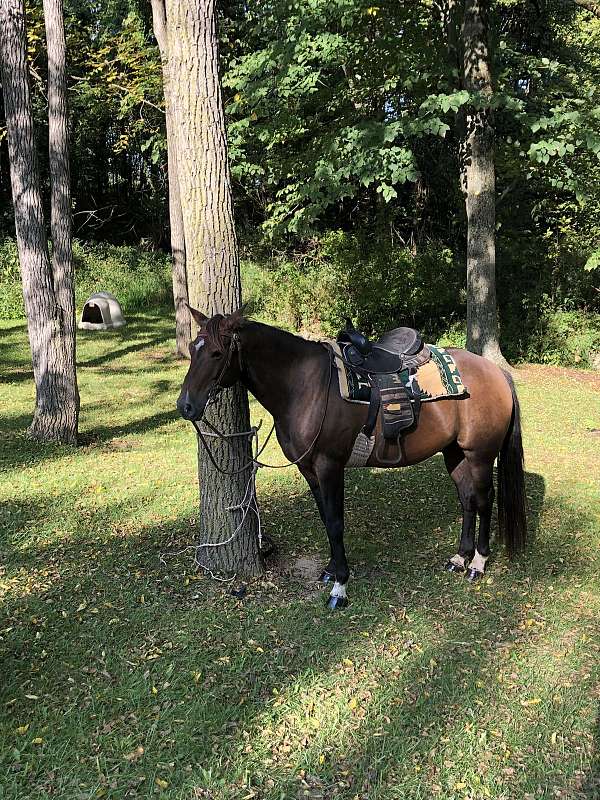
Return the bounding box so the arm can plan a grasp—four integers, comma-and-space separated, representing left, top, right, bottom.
190, 333, 334, 475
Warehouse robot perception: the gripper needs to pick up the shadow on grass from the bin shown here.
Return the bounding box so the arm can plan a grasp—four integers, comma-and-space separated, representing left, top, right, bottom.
0, 369, 34, 385
79, 408, 181, 445
0, 479, 596, 798
0, 408, 182, 473
78, 333, 172, 369
583, 704, 600, 798
1, 316, 175, 383
1, 457, 599, 798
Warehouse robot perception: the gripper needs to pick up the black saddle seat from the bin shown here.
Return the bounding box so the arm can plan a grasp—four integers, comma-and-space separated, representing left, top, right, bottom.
338, 318, 427, 374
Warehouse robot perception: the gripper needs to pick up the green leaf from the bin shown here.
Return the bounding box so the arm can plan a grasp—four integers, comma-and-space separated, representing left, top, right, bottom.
584, 250, 600, 271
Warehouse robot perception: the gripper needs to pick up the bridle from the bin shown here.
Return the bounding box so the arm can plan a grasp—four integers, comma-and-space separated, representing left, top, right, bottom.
187, 331, 334, 475
206, 331, 244, 400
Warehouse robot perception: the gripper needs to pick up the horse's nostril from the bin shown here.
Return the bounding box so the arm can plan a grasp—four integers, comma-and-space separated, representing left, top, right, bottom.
177, 398, 195, 419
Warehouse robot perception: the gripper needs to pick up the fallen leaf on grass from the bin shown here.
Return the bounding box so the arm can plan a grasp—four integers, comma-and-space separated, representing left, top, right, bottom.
124, 745, 144, 762
521, 698, 542, 706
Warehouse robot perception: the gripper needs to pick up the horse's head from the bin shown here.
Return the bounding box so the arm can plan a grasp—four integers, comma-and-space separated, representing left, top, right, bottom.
177, 306, 245, 421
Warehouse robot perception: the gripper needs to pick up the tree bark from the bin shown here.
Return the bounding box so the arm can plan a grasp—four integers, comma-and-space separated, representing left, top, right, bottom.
0, 0, 79, 443
43, 0, 79, 436
441, 0, 468, 195
574, 0, 600, 18
462, 0, 508, 366
151, 0, 191, 359
166, 0, 262, 576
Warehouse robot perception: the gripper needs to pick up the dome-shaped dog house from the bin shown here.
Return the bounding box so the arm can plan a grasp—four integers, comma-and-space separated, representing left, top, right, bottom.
78, 292, 126, 331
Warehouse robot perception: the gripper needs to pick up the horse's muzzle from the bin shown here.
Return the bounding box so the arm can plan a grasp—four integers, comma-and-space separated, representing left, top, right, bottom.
177, 390, 204, 421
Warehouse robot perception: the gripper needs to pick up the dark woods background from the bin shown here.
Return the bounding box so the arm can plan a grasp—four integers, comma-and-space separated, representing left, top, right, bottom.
1, 0, 599, 364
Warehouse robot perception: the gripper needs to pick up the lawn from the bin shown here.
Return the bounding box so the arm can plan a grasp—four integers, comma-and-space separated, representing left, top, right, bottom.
1, 314, 599, 800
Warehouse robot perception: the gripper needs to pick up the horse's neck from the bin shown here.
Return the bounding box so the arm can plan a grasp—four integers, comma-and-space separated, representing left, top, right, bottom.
239, 323, 325, 420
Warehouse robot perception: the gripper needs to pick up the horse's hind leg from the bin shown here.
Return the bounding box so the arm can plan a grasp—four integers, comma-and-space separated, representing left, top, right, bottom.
443, 442, 477, 574
463, 455, 495, 583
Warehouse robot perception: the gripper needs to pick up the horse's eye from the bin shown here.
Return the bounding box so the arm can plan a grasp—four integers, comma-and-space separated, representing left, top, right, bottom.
210, 351, 222, 359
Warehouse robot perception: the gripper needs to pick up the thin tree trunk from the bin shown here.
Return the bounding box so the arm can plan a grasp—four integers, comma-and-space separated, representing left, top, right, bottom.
166, 0, 262, 576
43, 0, 79, 435
462, 0, 508, 366
440, 0, 468, 194
574, 0, 600, 17
0, 0, 79, 443
151, 0, 191, 359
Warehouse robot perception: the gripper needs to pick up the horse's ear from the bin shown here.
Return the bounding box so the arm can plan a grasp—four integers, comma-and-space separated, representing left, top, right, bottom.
186, 304, 208, 328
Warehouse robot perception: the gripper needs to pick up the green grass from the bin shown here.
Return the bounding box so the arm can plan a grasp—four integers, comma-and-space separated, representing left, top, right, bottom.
1, 315, 599, 800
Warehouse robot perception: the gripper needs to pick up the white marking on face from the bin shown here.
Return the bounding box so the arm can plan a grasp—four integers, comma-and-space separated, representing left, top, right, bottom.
470, 550, 488, 572
450, 553, 465, 568
330, 581, 347, 599
194, 338, 206, 353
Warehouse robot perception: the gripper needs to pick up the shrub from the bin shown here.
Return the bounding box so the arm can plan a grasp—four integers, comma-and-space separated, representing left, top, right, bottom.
0, 238, 172, 320
0, 239, 22, 320
506, 306, 600, 367
241, 231, 464, 340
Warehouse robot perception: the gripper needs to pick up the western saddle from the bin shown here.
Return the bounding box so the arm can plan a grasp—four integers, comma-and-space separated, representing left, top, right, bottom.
336, 319, 431, 457
338, 318, 429, 373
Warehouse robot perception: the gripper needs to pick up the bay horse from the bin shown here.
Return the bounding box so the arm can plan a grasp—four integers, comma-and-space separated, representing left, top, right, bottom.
177, 308, 526, 608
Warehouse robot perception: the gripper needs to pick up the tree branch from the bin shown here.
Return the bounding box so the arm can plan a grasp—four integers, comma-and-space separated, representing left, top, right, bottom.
574, 0, 600, 18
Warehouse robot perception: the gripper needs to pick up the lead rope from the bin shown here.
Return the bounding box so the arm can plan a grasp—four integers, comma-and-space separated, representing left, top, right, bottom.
191, 346, 333, 472
159, 423, 261, 584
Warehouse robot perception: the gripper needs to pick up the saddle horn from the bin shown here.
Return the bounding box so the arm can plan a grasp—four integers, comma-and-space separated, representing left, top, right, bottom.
339, 318, 372, 355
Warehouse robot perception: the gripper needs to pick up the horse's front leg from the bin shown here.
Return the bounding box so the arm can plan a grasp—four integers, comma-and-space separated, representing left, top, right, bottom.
315, 460, 349, 609
298, 465, 336, 584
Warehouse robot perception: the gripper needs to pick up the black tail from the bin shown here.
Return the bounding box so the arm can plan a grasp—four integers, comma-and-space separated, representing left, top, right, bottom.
497, 372, 527, 557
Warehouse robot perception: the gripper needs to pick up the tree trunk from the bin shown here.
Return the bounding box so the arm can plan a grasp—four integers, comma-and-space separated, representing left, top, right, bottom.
0, 0, 79, 443
151, 0, 191, 359
166, 0, 262, 576
43, 0, 79, 436
574, 0, 600, 18
462, 0, 508, 366
441, 0, 468, 195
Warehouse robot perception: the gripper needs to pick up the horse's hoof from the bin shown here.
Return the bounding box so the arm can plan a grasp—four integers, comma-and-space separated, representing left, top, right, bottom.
444, 560, 465, 574
325, 594, 348, 610
465, 567, 484, 583
319, 570, 336, 584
